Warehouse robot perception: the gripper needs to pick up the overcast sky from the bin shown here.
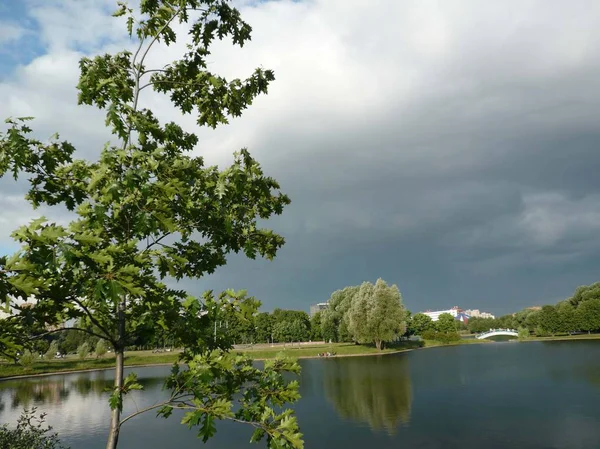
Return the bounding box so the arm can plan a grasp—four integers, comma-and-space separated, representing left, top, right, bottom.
1, 0, 600, 316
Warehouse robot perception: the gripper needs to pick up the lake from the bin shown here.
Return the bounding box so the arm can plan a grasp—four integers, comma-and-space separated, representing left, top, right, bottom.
2, 341, 600, 449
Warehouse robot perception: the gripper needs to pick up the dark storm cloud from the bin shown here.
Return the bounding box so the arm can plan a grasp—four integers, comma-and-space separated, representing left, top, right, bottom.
3, 0, 600, 315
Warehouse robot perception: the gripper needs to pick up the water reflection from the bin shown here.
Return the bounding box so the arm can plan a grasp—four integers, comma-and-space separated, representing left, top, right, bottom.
0, 371, 169, 413
323, 355, 412, 433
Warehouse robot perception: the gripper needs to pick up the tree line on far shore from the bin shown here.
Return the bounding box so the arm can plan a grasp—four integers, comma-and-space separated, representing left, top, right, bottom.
465, 282, 600, 337
12, 281, 600, 362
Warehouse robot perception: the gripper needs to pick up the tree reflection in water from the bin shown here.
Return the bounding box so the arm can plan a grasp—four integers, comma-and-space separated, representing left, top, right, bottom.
2, 371, 167, 411
323, 354, 412, 434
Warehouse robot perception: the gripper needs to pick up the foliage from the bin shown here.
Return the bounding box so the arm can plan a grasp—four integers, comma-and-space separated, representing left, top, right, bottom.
517, 327, 530, 340
95, 339, 108, 358
569, 282, 600, 307
255, 312, 274, 343
576, 299, 600, 334
159, 352, 303, 448
435, 313, 457, 334
346, 279, 407, 350
77, 343, 90, 360
19, 350, 35, 367
421, 330, 460, 344
0, 1, 301, 449
310, 312, 323, 341
407, 313, 434, 336
44, 342, 58, 360
0, 408, 69, 449
320, 286, 359, 343
556, 301, 577, 334
272, 319, 309, 343
537, 305, 560, 336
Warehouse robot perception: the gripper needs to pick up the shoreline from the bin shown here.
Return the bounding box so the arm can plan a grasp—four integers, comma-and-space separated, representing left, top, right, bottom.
0, 348, 415, 381
2, 334, 599, 381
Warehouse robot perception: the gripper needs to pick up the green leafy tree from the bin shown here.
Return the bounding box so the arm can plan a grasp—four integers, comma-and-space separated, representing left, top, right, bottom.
96, 339, 108, 358
310, 312, 323, 341
435, 313, 457, 333
0, 2, 302, 449
569, 282, 600, 307
525, 310, 540, 332
517, 327, 530, 340
556, 301, 577, 334
538, 305, 560, 336
255, 312, 274, 343
77, 342, 90, 360
467, 317, 496, 334
320, 286, 359, 342
347, 279, 407, 350
409, 313, 434, 336
273, 319, 309, 343
576, 298, 600, 334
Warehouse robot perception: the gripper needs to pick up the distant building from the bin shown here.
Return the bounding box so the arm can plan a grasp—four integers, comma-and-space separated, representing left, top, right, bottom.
310, 302, 328, 317
464, 309, 495, 319
422, 306, 469, 323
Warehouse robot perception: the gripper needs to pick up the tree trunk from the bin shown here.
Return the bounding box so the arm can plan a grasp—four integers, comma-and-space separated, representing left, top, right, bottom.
375, 340, 382, 350
106, 299, 126, 449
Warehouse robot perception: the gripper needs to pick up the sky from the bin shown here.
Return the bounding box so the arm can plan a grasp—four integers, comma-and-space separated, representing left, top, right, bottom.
1, 0, 600, 316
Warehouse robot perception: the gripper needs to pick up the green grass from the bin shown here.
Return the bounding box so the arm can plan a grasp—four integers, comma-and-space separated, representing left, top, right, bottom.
0, 342, 421, 378
524, 333, 600, 342
236, 341, 423, 360
0, 351, 179, 379
3, 333, 598, 379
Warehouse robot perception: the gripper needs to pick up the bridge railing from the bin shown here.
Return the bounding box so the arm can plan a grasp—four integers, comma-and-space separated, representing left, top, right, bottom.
476, 328, 518, 338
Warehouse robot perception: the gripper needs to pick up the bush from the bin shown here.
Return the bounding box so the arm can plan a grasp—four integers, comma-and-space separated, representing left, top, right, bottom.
77, 343, 89, 360
518, 327, 530, 340
421, 330, 461, 344
95, 340, 107, 359
19, 350, 35, 367
44, 342, 58, 360
421, 330, 437, 341
0, 408, 69, 449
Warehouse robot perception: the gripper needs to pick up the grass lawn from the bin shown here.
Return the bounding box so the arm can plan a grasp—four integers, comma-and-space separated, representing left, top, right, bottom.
236, 341, 423, 360
2, 333, 599, 379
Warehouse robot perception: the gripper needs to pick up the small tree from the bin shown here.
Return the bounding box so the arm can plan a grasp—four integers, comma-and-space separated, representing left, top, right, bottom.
95, 339, 107, 358
77, 343, 90, 360
0, 409, 68, 449
0, 2, 301, 449
19, 350, 35, 367
517, 327, 529, 341
435, 314, 457, 333
409, 313, 434, 336
45, 341, 59, 360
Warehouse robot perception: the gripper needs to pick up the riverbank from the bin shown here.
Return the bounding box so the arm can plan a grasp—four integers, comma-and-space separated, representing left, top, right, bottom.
3, 333, 598, 380
0, 339, 483, 380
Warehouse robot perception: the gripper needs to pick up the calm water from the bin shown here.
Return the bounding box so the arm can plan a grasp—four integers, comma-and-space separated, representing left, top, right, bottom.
2, 341, 600, 449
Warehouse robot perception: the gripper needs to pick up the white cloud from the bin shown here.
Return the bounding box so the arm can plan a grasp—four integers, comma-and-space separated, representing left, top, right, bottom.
0, 22, 26, 45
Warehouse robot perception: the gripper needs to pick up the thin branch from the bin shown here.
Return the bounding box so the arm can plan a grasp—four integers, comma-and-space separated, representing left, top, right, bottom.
71, 297, 116, 344
145, 232, 173, 251
120, 400, 170, 427
31, 326, 109, 342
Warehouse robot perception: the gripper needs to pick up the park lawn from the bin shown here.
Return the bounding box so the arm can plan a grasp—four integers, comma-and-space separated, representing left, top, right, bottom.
0, 343, 420, 378
236, 341, 422, 359
526, 333, 600, 342
0, 350, 179, 379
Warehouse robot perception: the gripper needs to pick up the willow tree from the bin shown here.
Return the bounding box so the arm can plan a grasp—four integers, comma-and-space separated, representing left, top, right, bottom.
0, 1, 302, 449
347, 279, 406, 350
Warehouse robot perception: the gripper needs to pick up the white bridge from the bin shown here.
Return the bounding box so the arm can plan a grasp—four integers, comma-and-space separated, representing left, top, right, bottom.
476, 328, 519, 340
